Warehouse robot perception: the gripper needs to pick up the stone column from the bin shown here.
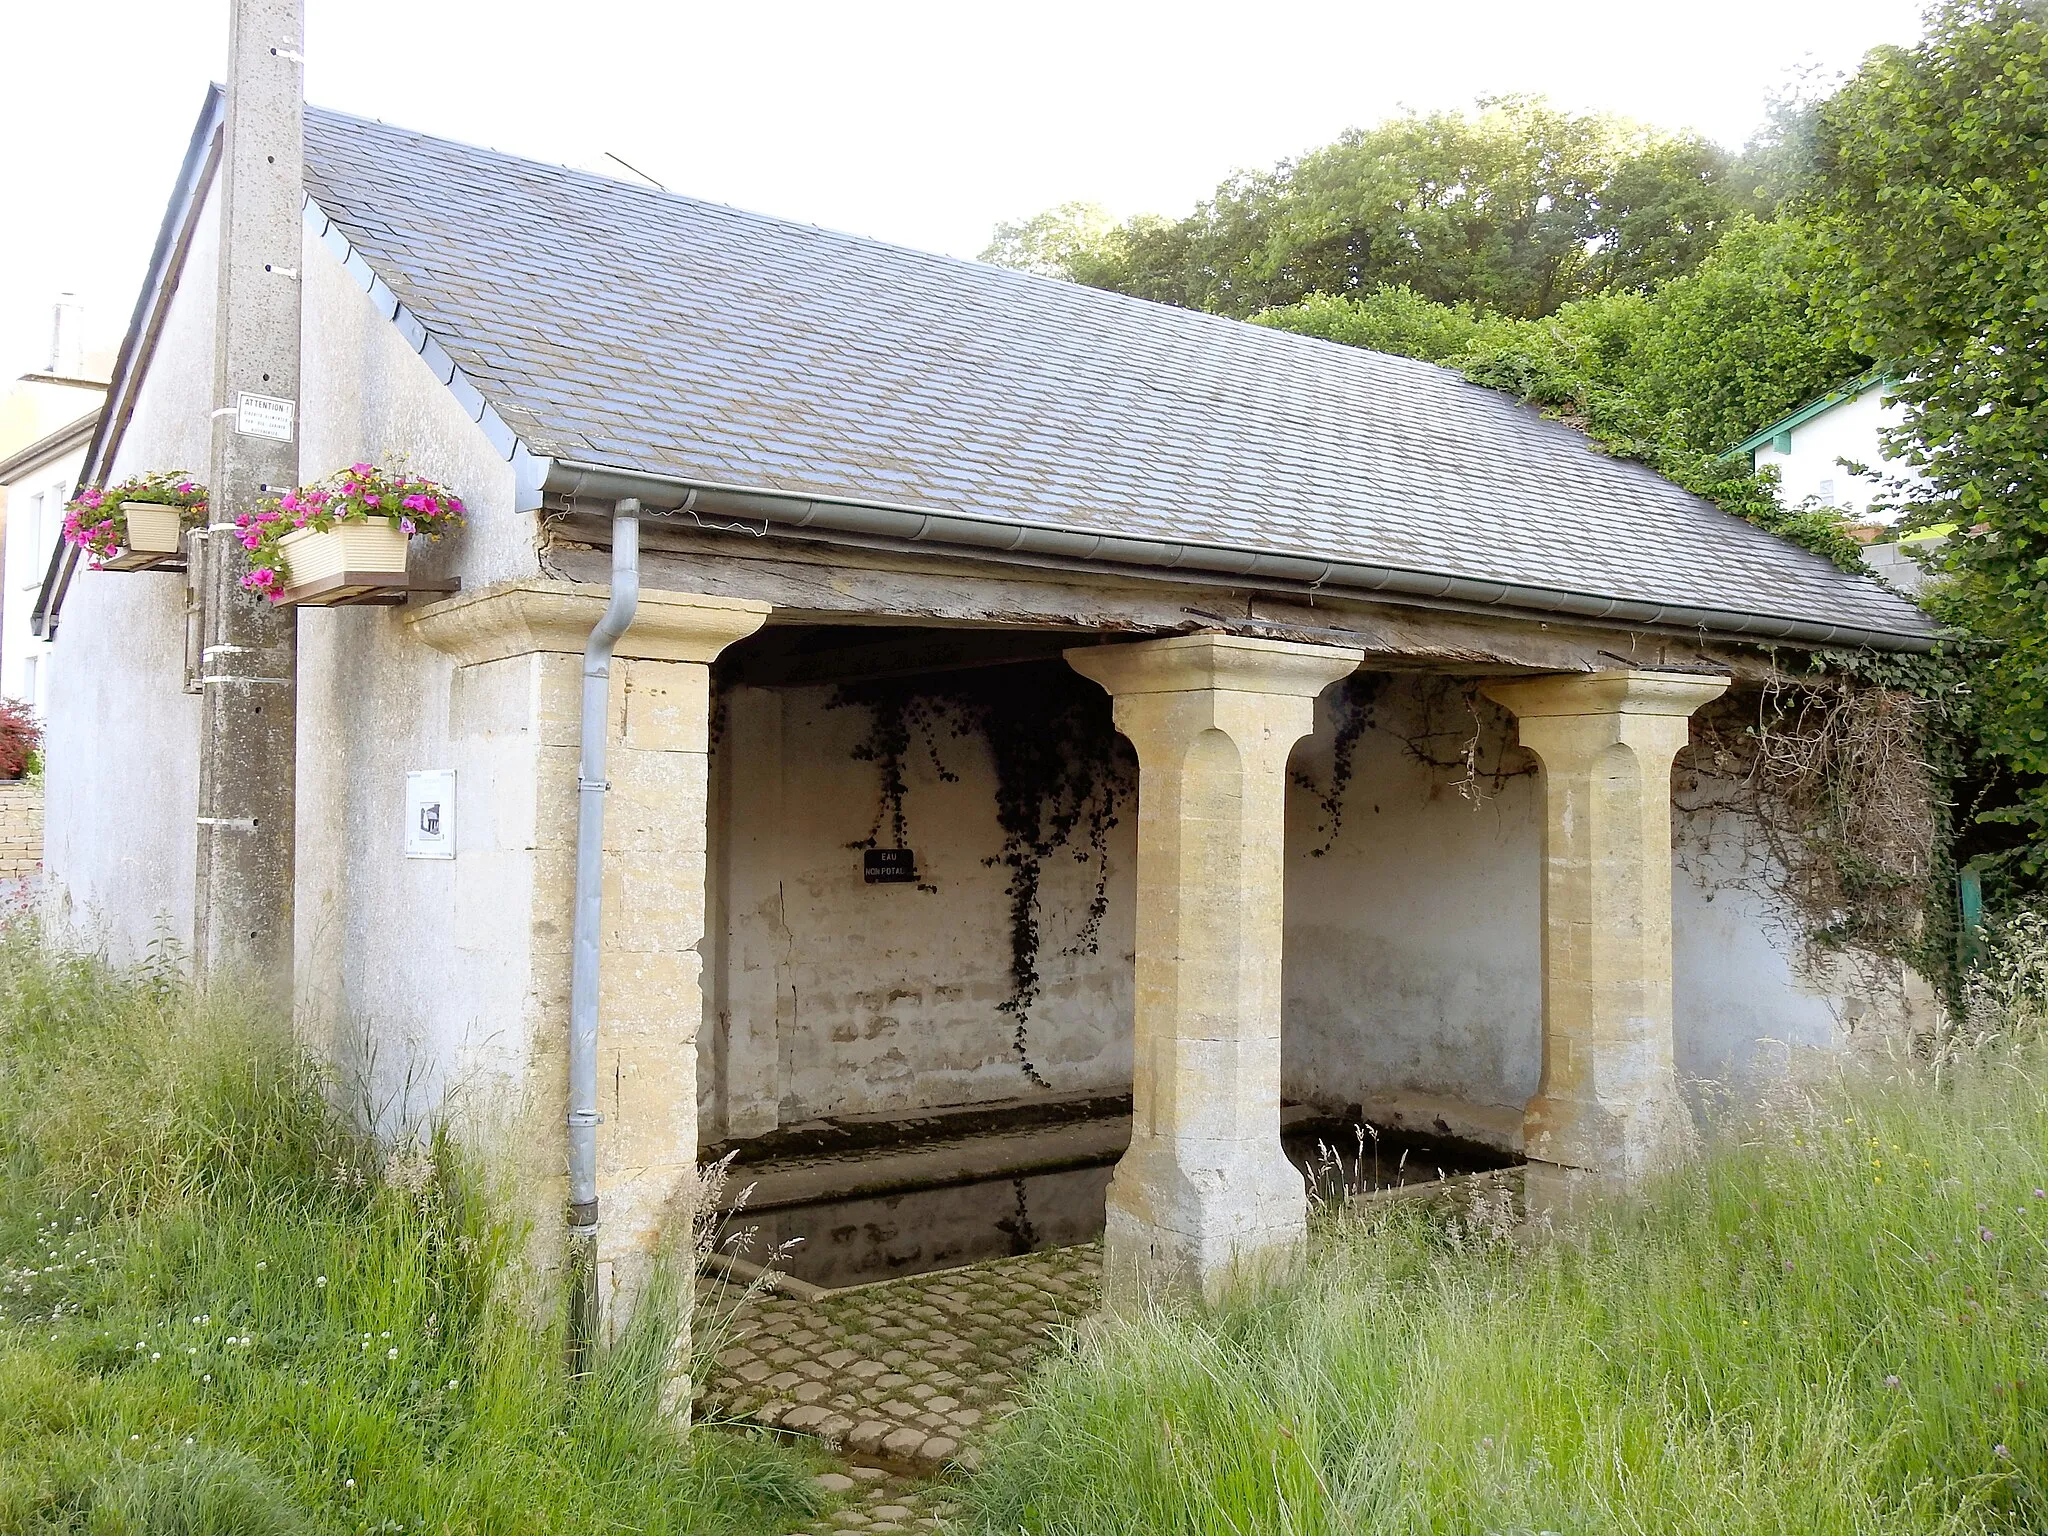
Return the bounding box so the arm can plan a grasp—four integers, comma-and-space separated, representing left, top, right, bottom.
411, 579, 768, 1326
1480, 669, 1729, 1207
1068, 634, 1360, 1307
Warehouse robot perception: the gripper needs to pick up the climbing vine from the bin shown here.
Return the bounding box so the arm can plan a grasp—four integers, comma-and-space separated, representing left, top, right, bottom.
1294, 672, 1383, 855
1398, 679, 1539, 801
1292, 675, 1536, 855
1679, 647, 1971, 991
832, 663, 1134, 1088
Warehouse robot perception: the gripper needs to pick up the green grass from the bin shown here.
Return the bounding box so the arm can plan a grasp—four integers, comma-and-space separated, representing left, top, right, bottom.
0, 935, 822, 1535
964, 1055, 2048, 1534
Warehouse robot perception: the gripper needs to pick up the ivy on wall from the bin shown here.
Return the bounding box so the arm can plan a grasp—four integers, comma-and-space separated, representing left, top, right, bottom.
832, 663, 1135, 1088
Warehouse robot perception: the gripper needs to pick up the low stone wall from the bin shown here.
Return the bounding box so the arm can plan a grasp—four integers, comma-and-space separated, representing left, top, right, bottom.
0, 780, 44, 879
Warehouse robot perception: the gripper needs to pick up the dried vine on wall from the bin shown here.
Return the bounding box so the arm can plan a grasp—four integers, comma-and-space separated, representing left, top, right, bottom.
1681, 663, 1954, 983
1293, 672, 1383, 855
833, 663, 1134, 1089
1291, 674, 1535, 855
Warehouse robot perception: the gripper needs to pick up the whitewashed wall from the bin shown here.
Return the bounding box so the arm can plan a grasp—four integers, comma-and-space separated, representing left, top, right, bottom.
707, 671, 1938, 1152
44, 170, 543, 1140
706, 680, 1138, 1136
43, 186, 219, 959
290, 209, 535, 1125
1280, 679, 1933, 1149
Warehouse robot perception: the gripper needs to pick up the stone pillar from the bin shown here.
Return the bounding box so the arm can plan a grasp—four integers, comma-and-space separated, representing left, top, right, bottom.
411, 579, 768, 1325
1068, 634, 1360, 1307
1480, 669, 1729, 1206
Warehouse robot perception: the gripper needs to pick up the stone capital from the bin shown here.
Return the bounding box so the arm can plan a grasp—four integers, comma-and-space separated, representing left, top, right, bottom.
1481, 668, 1729, 723
408, 578, 769, 667
1067, 634, 1362, 701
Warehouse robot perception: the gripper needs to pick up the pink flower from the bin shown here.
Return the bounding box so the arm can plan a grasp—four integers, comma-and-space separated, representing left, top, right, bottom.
350, 462, 373, 475
399, 517, 416, 535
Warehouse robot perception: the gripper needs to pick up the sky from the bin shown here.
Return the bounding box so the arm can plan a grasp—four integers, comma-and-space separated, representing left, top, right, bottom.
2, 0, 1933, 385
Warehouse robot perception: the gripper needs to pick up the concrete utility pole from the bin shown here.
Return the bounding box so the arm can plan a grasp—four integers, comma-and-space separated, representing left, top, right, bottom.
194, 0, 302, 994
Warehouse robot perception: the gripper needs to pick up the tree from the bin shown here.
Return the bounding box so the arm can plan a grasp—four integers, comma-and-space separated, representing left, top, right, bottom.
1256, 215, 1863, 461
985, 98, 1752, 319
979, 202, 1124, 280
1803, 0, 2048, 864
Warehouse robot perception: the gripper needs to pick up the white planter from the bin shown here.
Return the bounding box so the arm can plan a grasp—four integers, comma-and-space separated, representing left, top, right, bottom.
120, 501, 184, 554
278, 515, 410, 591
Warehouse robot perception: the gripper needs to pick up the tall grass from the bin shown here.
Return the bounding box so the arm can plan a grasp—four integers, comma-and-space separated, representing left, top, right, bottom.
966, 1036, 2048, 1531
0, 934, 819, 1535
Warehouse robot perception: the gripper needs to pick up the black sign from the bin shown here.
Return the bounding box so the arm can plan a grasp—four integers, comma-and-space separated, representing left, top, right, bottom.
864, 848, 918, 884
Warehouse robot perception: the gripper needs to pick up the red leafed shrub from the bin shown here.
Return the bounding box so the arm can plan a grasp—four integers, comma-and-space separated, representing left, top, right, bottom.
0, 700, 41, 780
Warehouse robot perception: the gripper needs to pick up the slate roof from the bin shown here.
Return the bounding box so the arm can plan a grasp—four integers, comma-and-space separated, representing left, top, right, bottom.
298, 106, 1933, 645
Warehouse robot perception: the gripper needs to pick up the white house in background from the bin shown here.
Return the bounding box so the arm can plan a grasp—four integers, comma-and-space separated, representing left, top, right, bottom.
1728, 372, 1925, 522
0, 299, 112, 714
0, 408, 98, 714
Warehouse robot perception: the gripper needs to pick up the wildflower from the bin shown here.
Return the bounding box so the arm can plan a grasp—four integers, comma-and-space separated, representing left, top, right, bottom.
1885, 1375, 1901, 1388
256, 1260, 266, 1270
1981, 1227, 1997, 1243
387, 1347, 399, 1360
315, 1275, 327, 1287
1996, 1444, 2011, 1459
446, 1379, 458, 1390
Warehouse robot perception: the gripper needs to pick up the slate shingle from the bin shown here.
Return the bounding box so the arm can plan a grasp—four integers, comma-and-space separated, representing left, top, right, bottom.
299, 107, 1932, 643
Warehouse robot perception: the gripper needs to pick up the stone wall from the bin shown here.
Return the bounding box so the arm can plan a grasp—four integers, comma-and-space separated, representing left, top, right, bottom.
0, 780, 43, 880
704, 669, 1936, 1154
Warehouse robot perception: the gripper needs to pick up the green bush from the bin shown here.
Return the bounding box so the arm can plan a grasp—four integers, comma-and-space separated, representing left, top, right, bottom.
965, 1032, 2048, 1532
0, 934, 819, 1535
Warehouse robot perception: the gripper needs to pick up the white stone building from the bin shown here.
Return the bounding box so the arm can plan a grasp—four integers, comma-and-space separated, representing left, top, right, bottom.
0, 410, 96, 714
38, 87, 1942, 1318
1730, 372, 1926, 522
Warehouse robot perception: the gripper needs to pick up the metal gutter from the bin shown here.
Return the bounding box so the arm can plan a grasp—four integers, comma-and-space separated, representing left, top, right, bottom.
543, 458, 1938, 655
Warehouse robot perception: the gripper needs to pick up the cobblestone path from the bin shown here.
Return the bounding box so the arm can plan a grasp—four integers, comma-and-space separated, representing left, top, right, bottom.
699, 1243, 1101, 1533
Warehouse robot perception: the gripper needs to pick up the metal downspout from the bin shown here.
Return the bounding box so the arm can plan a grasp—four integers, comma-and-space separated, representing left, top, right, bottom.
566, 499, 640, 1375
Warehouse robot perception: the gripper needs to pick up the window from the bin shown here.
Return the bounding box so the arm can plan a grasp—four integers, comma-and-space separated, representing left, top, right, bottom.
22, 657, 38, 711
48, 477, 68, 554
